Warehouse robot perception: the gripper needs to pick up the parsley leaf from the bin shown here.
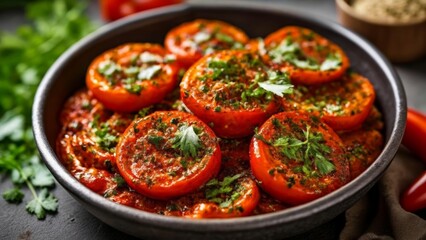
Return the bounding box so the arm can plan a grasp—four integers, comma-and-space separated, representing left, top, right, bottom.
93, 123, 119, 151
171, 125, 201, 158
205, 173, 243, 208
258, 71, 294, 97
26, 188, 58, 220
320, 53, 342, 71
0, 0, 95, 219
273, 125, 335, 176
268, 37, 335, 71
2, 188, 24, 203
137, 65, 162, 80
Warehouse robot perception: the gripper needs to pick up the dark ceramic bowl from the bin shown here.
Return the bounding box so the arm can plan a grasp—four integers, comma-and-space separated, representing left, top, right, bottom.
32, 2, 406, 240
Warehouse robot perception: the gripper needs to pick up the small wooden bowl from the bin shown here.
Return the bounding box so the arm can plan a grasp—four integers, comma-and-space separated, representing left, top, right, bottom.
336, 0, 426, 63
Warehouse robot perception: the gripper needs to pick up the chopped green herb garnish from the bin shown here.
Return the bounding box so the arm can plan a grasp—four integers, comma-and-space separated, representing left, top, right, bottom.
171, 125, 201, 158
258, 71, 294, 97
113, 175, 126, 188
320, 53, 342, 71
147, 135, 164, 149
269, 37, 341, 71
205, 173, 243, 208
137, 65, 162, 80
98, 59, 121, 77
273, 124, 335, 176
215, 32, 234, 44
193, 31, 212, 44
91, 120, 118, 151
139, 52, 163, 63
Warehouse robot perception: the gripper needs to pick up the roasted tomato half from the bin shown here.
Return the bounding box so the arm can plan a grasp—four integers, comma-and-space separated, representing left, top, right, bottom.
181, 50, 293, 138
339, 129, 383, 180
249, 112, 350, 205
282, 72, 375, 131
86, 43, 179, 112
262, 26, 350, 85
165, 19, 249, 68
116, 111, 221, 200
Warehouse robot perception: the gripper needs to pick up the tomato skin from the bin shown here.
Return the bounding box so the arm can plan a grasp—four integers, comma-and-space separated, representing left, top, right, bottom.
116, 111, 221, 200
100, 0, 183, 21
339, 129, 383, 179
186, 177, 260, 218
180, 50, 280, 138
86, 43, 179, 112
165, 19, 249, 68
282, 73, 375, 131
249, 112, 350, 205
402, 108, 426, 164
264, 26, 350, 85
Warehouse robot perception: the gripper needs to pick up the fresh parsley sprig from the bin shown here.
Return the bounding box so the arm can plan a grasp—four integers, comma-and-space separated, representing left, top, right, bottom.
268, 37, 342, 71
171, 124, 201, 158
0, 0, 96, 219
205, 173, 243, 208
273, 125, 335, 176
242, 70, 293, 101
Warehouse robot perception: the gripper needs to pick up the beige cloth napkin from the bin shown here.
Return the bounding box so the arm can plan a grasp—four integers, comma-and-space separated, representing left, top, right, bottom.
340, 147, 426, 240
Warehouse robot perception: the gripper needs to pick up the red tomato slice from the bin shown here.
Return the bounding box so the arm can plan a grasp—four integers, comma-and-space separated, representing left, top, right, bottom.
362, 106, 384, 131
59, 89, 107, 125
181, 50, 282, 138
282, 72, 376, 131
100, 0, 183, 21
263, 26, 350, 85
339, 129, 383, 179
57, 89, 134, 170
86, 43, 179, 112
249, 111, 350, 205
116, 111, 221, 200
165, 19, 249, 68
186, 175, 260, 218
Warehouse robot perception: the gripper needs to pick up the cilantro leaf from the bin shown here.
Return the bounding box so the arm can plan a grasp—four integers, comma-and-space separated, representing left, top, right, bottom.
274, 124, 335, 176
137, 65, 162, 80
171, 125, 201, 158
320, 53, 342, 71
0, 0, 95, 219
30, 163, 55, 187
258, 81, 293, 97
2, 188, 24, 203
205, 174, 243, 208
26, 188, 58, 220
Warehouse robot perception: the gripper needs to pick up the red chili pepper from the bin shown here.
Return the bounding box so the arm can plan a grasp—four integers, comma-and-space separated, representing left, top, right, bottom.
400, 108, 426, 212
402, 108, 426, 164
100, 0, 183, 21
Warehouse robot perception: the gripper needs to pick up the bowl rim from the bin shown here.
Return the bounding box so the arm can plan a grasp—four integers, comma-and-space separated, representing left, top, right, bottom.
336, 0, 426, 26
32, 1, 406, 233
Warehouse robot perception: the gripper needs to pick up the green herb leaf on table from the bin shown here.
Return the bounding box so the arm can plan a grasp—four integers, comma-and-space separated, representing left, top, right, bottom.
2, 188, 24, 204
0, 0, 96, 219
26, 189, 59, 220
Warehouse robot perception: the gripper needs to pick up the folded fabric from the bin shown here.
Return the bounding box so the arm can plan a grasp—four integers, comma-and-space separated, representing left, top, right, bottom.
340, 147, 426, 240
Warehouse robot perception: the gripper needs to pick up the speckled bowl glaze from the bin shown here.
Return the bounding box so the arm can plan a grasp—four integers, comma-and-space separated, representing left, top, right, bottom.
32, 2, 406, 240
